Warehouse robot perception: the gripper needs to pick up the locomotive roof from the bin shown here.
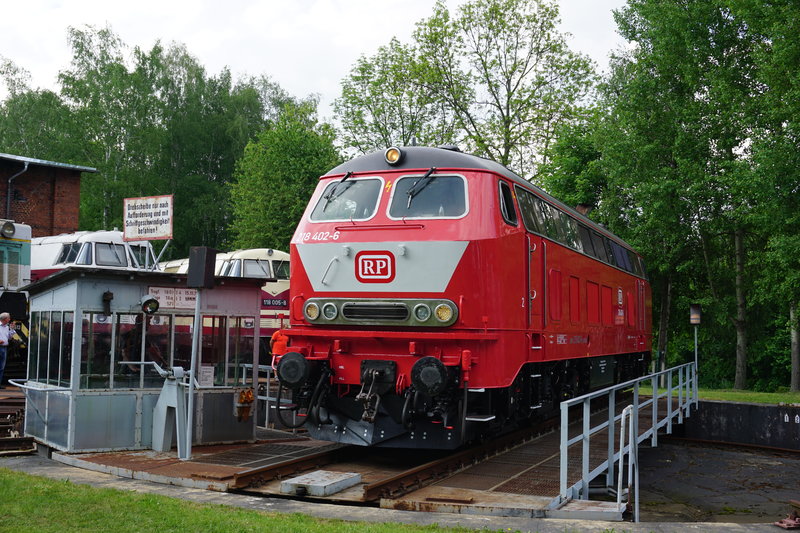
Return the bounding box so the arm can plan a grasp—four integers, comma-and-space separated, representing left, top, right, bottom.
325, 146, 637, 253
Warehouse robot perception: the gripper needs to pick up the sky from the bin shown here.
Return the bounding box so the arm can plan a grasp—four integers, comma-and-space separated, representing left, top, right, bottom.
0, 0, 628, 120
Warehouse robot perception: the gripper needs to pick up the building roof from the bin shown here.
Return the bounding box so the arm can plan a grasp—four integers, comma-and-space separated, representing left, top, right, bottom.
0, 152, 97, 173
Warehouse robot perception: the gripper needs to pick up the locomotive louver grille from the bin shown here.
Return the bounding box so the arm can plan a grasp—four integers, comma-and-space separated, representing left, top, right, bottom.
342, 303, 409, 320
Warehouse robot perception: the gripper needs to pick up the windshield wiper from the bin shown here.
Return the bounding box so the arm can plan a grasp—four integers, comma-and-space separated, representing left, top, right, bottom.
322, 171, 353, 211
406, 167, 437, 208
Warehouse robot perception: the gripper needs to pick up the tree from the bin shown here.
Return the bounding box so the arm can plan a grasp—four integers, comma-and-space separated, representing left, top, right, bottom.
599, 1, 766, 389
334, 38, 458, 153
413, 0, 595, 178
229, 103, 341, 250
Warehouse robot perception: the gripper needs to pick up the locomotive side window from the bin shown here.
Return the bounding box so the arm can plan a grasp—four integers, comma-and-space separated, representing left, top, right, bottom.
514, 186, 541, 232
578, 225, 596, 257
311, 177, 382, 222
560, 214, 583, 252
498, 181, 518, 226
389, 175, 467, 219
590, 231, 609, 263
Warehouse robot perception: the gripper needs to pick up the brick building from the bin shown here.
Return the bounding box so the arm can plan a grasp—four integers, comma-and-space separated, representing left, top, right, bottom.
0, 153, 96, 238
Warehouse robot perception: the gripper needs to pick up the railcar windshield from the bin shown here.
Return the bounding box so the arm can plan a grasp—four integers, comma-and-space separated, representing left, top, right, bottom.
310, 177, 382, 222
129, 244, 152, 267
95, 243, 128, 267
56, 243, 82, 264
242, 259, 271, 278
272, 260, 290, 279
389, 175, 466, 219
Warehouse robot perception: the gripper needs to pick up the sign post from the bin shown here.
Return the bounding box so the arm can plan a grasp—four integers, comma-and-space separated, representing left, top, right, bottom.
123, 195, 174, 266
689, 304, 701, 400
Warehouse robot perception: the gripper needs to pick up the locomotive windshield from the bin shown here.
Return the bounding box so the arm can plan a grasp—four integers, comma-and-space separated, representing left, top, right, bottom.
310, 177, 382, 222
389, 175, 466, 219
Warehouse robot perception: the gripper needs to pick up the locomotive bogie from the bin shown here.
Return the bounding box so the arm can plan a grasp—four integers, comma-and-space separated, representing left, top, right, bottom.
278, 146, 652, 449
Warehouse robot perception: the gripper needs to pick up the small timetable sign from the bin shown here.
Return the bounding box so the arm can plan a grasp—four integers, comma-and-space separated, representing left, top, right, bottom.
124, 195, 173, 241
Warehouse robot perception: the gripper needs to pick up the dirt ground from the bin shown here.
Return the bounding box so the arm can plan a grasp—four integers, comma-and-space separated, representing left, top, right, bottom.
636, 440, 799, 523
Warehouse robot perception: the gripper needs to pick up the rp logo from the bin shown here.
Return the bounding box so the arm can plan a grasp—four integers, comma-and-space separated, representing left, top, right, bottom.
355, 251, 396, 283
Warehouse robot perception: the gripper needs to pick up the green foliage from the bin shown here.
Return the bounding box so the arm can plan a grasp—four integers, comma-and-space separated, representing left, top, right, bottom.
0, 25, 328, 258
0, 468, 477, 533
334, 38, 458, 153
334, 0, 595, 179
229, 104, 342, 250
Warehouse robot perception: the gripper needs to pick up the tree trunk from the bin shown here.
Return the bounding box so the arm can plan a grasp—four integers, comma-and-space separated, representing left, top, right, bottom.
657, 276, 672, 385
791, 302, 799, 393
733, 228, 748, 390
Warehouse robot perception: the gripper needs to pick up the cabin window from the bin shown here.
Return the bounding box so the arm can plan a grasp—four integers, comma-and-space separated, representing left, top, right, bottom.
243, 259, 271, 278
47, 311, 62, 386
95, 243, 128, 267
389, 174, 467, 219
79, 313, 112, 389
272, 260, 290, 280
201, 315, 228, 386
498, 181, 518, 226
114, 313, 144, 389
311, 177, 382, 222
226, 316, 256, 386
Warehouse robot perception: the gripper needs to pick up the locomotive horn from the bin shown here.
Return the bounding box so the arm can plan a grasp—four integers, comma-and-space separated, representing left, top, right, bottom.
276, 352, 310, 389
411, 356, 448, 398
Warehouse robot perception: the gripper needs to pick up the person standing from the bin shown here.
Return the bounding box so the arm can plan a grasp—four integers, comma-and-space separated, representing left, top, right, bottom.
0, 312, 11, 388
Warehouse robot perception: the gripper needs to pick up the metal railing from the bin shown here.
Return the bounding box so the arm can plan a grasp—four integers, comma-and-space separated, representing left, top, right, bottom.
557, 362, 698, 520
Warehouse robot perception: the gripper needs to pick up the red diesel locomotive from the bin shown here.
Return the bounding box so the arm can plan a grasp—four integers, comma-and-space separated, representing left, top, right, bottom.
276, 146, 651, 448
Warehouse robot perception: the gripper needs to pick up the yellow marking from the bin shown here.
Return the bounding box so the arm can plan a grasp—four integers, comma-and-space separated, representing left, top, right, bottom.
384, 180, 392, 192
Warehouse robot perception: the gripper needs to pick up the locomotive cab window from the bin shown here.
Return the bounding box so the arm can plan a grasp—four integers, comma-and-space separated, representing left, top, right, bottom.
498, 181, 518, 225
310, 177, 382, 222
389, 174, 467, 219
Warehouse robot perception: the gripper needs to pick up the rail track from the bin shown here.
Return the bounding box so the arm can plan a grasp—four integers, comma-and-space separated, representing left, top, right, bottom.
232, 416, 562, 503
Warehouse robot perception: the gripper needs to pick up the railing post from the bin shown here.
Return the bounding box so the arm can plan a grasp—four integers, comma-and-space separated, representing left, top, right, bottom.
559, 400, 569, 501
666, 368, 673, 434
678, 367, 684, 424
581, 398, 591, 499
651, 373, 658, 447
606, 388, 616, 489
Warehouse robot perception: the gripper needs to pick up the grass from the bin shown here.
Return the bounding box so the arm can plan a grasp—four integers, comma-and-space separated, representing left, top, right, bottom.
636, 385, 800, 405
0, 468, 483, 533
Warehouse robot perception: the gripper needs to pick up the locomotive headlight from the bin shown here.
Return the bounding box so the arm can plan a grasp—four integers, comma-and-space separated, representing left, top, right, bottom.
434, 303, 454, 323
413, 303, 431, 322
304, 302, 320, 321
322, 302, 338, 320
384, 146, 404, 165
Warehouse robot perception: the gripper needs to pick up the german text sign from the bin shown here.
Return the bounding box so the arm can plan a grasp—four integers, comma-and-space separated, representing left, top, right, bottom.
124, 195, 173, 241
